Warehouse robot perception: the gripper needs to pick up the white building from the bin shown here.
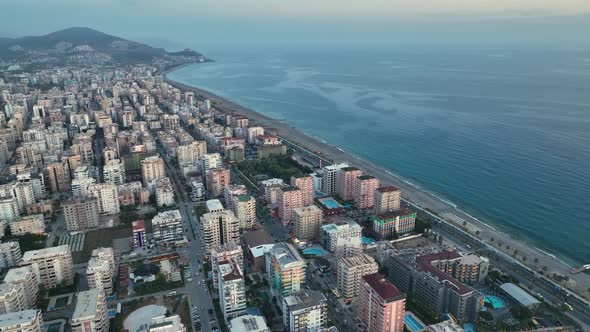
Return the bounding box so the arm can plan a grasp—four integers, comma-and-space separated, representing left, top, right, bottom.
229, 315, 270, 332
201, 210, 240, 254
260, 178, 285, 204
149, 315, 187, 332
152, 210, 185, 247
87, 252, 115, 295
155, 177, 175, 208
103, 159, 126, 185
0, 197, 19, 222
211, 243, 244, 289
0, 242, 22, 269
71, 288, 110, 332
320, 219, 362, 257
282, 290, 327, 332
218, 260, 247, 321
3, 265, 39, 309
141, 156, 166, 186
88, 183, 120, 215
206, 199, 224, 213
0, 283, 27, 314
71, 177, 96, 197
233, 194, 256, 230
223, 184, 247, 212
22, 245, 74, 289
200, 153, 222, 174
177, 141, 207, 167
0, 309, 44, 332
319, 162, 349, 196
247, 127, 265, 144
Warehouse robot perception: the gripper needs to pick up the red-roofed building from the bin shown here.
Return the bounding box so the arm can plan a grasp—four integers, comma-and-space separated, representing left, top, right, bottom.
359, 273, 405, 332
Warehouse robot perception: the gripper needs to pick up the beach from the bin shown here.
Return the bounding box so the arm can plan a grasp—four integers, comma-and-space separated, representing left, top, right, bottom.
163, 67, 590, 299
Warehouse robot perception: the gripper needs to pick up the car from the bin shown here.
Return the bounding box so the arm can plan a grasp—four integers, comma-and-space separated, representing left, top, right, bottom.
187, 278, 193, 282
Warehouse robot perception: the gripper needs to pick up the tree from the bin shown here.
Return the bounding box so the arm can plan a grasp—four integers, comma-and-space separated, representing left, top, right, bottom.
462, 221, 467, 227
542, 266, 548, 272
475, 230, 481, 236
513, 249, 518, 256
490, 237, 495, 242
522, 256, 527, 262
534, 258, 539, 264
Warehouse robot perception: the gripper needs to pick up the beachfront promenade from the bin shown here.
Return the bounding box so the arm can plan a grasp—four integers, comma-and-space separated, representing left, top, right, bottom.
163, 70, 590, 328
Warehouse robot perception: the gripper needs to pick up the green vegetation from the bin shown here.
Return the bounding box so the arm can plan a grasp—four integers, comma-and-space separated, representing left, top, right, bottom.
237, 154, 312, 182
5, 233, 47, 252
213, 299, 230, 332
414, 217, 432, 234
75, 227, 131, 263
405, 297, 443, 325
179, 299, 193, 332
134, 274, 183, 296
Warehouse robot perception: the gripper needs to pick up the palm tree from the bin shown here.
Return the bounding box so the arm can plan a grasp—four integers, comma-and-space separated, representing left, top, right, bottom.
522, 256, 527, 262
490, 237, 495, 242
475, 230, 481, 237
513, 249, 518, 256
534, 258, 539, 264
542, 266, 548, 272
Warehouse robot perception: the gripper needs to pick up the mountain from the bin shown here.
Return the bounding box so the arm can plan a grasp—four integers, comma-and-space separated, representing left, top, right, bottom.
0, 27, 204, 66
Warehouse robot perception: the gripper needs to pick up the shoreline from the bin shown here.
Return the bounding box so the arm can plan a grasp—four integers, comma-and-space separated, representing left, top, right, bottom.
163, 63, 590, 298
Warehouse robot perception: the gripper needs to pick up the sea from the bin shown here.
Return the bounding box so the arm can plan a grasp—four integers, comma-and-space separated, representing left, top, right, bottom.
168, 45, 590, 266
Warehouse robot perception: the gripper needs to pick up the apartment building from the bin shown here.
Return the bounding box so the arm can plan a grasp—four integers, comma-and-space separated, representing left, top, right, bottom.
206, 167, 231, 198
155, 177, 175, 207
337, 254, 379, 301
374, 186, 401, 213
9, 214, 45, 236
88, 183, 120, 215
132, 220, 147, 249
290, 175, 314, 206
71, 288, 110, 332
46, 160, 71, 193
152, 210, 185, 247
266, 243, 306, 297
21, 245, 74, 289
0, 241, 22, 269
336, 167, 363, 201
224, 184, 247, 212
218, 260, 247, 321
141, 156, 166, 185
103, 159, 126, 185
260, 178, 285, 204
358, 273, 406, 332
0, 309, 44, 332
201, 210, 240, 253
319, 163, 349, 196
62, 196, 100, 232
3, 265, 39, 309
177, 141, 207, 166
293, 205, 323, 241
277, 186, 303, 225
320, 218, 362, 256
0, 283, 27, 314
211, 243, 244, 289
282, 290, 327, 332
232, 194, 256, 230
200, 153, 223, 174
372, 209, 417, 239
354, 175, 380, 210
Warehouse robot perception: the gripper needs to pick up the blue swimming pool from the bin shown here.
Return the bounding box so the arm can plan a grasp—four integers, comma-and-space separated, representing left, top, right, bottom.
319, 197, 343, 209
303, 248, 327, 256
404, 313, 425, 332
362, 236, 376, 245
484, 295, 506, 309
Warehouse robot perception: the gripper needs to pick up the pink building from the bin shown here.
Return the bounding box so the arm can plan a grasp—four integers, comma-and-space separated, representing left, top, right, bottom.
354, 175, 380, 209
206, 167, 231, 197
359, 273, 406, 332
277, 186, 303, 225
337, 166, 363, 201
291, 175, 314, 206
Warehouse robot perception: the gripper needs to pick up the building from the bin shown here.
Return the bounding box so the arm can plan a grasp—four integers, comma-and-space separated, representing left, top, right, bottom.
277, 186, 303, 225
498, 283, 541, 310
218, 260, 247, 321
155, 177, 175, 207
9, 214, 45, 236
0, 197, 19, 222
372, 209, 417, 239
152, 210, 185, 247
336, 167, 363, 201
293, 205, 323, 241
3, 265, 39, 309
319, 163, 349, 196
206, 199, 225, 213
242, 230, 275, 273
320, 219, 362, 256
0, 283, 27, 314
354, 175, 380, 209
381, 249, 481, 323
46, 161, 71, 193
266, 243, 306, 297
233, 194, 256, 230
260, 178, 285, 204
247, 127, 265, 143
71, 288, 110, 332
87, 248, 115, 295
0, 309, 43, 332
62, 196, 100, 232
177, 141, 207, 167
141, 156, 166, 186
291, 175, 314, 206
374, 186, 401, 213
211, 243, 244, 289
206, 167, 231, 197
229, 315, 270, 332
21, 245, 74, 289
337, 254, 379, 301
282, 290, 327, 332
200, 153, 223, 174
359, 273, 406, 332
88, 183, 120, 215
132, 220, 147, 249
0, 242, 22, 270
71, 177, 96, 197
224, 184, 247, 212
149, 315, 187, 332
103, 159, 126, 185
201, 210, 240, 253
428, 253, 489, 284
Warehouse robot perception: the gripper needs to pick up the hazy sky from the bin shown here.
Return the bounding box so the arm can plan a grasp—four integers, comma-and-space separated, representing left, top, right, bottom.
2, 0, 590, 51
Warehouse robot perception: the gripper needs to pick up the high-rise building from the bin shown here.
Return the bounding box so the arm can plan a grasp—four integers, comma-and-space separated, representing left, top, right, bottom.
218, 260, 247, 321
206, 167, 231, 198
200, 153, 222, 174
103, 159, 126, 185
293, 205, 323, 241
71, 177, 96, 197
211, 243, 244, 289
71, 288, 110, 332
0, 283, 27, 314
132, 220, 146, 249
337, 254, 379, 301
260, 178, 285, 204
0, 242, 22, 270
247, 127, 265, 144
359, 273, 406, 332
201, 210, 240, 253
223, 184, 247, 211
232, 194, 256, 230
372, 209, 417, 239
0, 309, 44, 332
290, 175, 314, 206
282, 290, 327, 332
266, 243, 306, 297
3, 265, 39, 310
141, 156, 166, 186
177, 141, 207, 167
62, 196, 100, 232
320, 219, 362, 256
336, 167, 363, 201
22, 245, 74, 289
154, 177, 175, 207
86, 248, 115, 295
88, 183, 120, 215
374, 186, 401, 213
277, 186, 303, 225
229, 315, 270, 332
354, 175, 380, 210
46, 161, 71, 193
319, 162, 349, 196
152, 210, 185, 247
0, 197, 19, 222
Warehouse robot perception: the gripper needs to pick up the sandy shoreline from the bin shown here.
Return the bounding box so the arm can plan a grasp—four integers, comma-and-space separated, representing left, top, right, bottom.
163, 64, 590, 298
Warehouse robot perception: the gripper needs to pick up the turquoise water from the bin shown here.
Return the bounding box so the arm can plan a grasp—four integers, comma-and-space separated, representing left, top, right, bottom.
362, 236, 377, 245
303, 248, 327, 256
484, 295, 506, 309
169, 46, 590, 265
319, 197, 343, 209
404, 313, 425, 332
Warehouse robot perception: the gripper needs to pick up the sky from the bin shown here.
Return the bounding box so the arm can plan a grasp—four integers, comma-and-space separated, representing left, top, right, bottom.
2, 0, 590, 51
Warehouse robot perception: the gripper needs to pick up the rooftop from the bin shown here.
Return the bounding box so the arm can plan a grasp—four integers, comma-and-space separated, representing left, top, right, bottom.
206, 199, 224, 212
362, 273, 405, 302
280, 186, 300, 192
376, 186, 400, 193
229, 315, 269, 332
0, 309, 40, 328
357, 174, 376, 180
341, 166, 360, 172
270, 242, 305, 268
22, 245, 70, 261
415, 251, 472, 295
72, 288, 100, 321
284, 290, 326, 311
374, 208, 415, 221
236, 194, 253, 202
339, 254, 376, 268
499, 283, 541, 307
132, 219, 146, 231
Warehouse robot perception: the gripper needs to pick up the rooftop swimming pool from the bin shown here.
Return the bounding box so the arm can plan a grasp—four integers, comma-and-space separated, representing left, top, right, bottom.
404, 313, 425, 332
303, 248, 327, 256
484, 295, 506, 309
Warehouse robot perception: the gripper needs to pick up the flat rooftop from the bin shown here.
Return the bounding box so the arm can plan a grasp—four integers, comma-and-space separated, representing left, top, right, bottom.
376, 186, 400, 193
362, 273, 405, 302
22, 245, 70, 260
0, 309, 39, 328
72, 288, 100, 321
